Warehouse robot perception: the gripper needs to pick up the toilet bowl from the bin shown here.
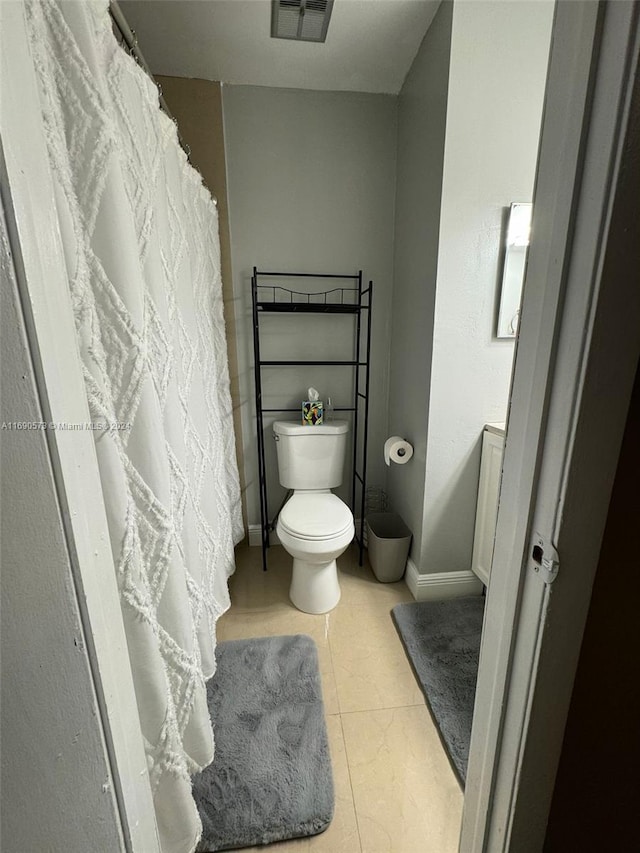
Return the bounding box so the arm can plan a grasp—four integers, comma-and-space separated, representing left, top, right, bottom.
276, 491, 354, 614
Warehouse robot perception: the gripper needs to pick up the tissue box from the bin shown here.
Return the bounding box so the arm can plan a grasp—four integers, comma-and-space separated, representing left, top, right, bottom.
302, 401, 323, 426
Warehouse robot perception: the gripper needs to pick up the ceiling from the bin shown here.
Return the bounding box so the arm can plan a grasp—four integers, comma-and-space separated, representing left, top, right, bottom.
119, 0, 441, 94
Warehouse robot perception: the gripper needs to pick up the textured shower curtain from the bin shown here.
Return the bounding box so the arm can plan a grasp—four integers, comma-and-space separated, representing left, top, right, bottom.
24, 2, 244, 850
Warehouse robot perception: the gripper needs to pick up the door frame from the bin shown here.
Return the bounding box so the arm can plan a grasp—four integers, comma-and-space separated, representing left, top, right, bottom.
0, 4, 159, 850
462, 1, 640, 850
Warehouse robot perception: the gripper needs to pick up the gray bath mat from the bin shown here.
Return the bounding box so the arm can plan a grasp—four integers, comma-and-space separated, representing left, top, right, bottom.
194, 634, 334, 851
391, 596, 485, 784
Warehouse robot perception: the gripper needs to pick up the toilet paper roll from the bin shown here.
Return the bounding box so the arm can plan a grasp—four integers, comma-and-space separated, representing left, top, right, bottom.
384, 436, 414, 466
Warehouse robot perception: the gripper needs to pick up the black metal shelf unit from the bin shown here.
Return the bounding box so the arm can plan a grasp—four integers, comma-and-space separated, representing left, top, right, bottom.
251, 268, 373, 572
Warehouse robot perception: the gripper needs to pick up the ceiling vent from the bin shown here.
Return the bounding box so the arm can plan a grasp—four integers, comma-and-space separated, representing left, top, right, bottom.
271, 0, 334, 44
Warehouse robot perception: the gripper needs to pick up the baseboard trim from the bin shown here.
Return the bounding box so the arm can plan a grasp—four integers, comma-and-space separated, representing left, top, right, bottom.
248, 524, 281, 547
405, 558, 484, 601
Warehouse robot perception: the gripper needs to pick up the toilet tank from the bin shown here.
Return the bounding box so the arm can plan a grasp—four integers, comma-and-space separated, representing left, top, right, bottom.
273, 420, 349, 489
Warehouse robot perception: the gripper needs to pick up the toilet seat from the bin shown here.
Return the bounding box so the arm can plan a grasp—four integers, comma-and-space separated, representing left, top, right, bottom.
279, 493, 352, 541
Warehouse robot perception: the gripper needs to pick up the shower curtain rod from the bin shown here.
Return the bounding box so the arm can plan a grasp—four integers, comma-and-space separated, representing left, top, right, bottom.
108, 0, 191, 160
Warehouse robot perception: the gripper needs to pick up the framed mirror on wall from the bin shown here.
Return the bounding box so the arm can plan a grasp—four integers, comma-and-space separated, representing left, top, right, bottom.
497, 202, 532, 338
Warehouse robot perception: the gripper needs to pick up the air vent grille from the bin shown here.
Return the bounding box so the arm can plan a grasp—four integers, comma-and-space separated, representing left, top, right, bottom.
271, 0, 334, 43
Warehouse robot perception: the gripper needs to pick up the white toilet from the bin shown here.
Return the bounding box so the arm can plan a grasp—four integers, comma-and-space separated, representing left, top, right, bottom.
273, 420, 354, 614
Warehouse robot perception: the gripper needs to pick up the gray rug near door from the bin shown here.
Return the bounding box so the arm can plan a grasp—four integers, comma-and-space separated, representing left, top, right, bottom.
391, 596, 485, 785
194, 634, 334, 851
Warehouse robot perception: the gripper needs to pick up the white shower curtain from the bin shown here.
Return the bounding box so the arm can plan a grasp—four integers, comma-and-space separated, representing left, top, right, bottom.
24, 2, 244, 850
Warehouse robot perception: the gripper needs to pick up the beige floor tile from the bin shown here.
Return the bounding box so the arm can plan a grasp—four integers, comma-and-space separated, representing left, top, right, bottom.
227, 543, 292, 613
337, 547, 414, 610
241, 715, 362, 853
329, 546, 418, 716
341, 706, 463, 853
328, 600, 424, 714
329, 643, 424, 715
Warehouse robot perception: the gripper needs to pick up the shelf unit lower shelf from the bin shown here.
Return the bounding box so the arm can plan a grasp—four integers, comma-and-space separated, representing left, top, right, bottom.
251, 268, 373, 571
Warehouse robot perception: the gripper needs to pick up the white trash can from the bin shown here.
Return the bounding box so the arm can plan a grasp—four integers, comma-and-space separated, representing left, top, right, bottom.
366, 512, 412, 583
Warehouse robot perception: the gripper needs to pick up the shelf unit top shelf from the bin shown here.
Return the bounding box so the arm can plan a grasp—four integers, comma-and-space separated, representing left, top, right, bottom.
256, 302, 360, 314
255, 271, 360, 279
254, 279, 369, 315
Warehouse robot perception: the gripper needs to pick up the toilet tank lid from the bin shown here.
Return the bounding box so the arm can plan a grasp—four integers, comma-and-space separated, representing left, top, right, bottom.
273, 420, 349, 436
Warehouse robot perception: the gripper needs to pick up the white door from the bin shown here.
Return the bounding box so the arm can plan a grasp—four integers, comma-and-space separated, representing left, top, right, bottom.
462, 2, 640, 850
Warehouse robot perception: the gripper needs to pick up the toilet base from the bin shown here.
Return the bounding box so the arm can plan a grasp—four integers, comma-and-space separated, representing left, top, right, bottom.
289, 557, 341, 615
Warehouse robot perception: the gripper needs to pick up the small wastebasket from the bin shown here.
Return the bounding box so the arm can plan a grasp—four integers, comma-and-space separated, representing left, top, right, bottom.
366, 512, 412, 583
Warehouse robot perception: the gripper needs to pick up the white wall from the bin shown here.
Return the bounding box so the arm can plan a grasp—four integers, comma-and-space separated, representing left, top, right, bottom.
223, 86, 397, 525
421, 0, 554, 575
387, 0, 453, 565
0, 214, 124, 852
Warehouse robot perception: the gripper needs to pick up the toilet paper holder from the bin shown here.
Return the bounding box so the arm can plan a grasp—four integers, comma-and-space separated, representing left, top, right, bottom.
384, 436, 414, 466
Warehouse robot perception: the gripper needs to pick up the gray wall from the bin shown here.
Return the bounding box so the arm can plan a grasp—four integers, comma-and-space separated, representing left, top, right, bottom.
387, 0, 453, 566
421, 0, 554, 575
0, 215, 124, 852
223, 86, 397, 525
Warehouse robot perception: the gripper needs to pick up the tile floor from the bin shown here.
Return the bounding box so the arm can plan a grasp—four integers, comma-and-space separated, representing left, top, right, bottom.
216, 543, 464, 853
